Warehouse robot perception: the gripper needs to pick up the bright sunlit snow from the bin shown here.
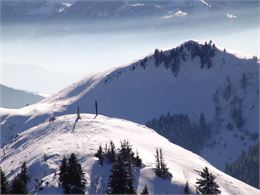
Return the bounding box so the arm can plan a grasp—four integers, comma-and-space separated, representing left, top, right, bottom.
1, 114, 259, 194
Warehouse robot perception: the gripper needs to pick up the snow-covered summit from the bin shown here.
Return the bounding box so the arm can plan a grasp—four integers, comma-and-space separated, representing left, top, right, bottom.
1, 114, 259, 194
1, 40, 258, 171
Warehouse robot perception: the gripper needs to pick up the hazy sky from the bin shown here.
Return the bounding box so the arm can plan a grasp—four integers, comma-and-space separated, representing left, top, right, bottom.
1, 4, 259, 94
2, 23, 259, 75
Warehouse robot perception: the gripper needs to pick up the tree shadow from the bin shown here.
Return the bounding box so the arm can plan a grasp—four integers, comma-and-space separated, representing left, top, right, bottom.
72, 117, 80, 132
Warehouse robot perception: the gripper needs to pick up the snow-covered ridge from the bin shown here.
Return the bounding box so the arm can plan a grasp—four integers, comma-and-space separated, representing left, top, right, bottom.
1, 40, 258, 173
1, 114, 259, 194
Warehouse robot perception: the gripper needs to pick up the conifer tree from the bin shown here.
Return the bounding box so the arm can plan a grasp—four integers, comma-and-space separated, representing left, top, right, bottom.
118, 140, 135, 194
107, 156, 127, 194
95, 145, 104, 165
0, 167, 9, 194
118, 140, 135, 163
20, 162, 29, 185
240, 73, 248, 89
67, 153, 86, 194
141, 185, 149, 194
107, 140, 141, 194
9, 162, 29, 194
196, 167, 221, 195
134, 151, 142, 167
107, 141, 116, 163
9, 176, 27, 194
154, 148, 172, 180
59, 157, 69, 193
125, 162, 135, 194
159, 148, 171, 178
59, 154, 85, 194
184, 182, 190, 194
154, 148, 161, 176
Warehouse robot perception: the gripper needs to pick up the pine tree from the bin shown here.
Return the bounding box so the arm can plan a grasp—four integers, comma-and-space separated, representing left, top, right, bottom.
125, 161, 135, 194
20, 162, 29, 185
184, 182, 190, 194
159, 148, 172, 179
95, 145, 104, 165
240, 73, 248, 89
134, 151, 142, 167
59, 154, 86, 194
9, 175, 27, 194
154, 148, 172, 180
118, 140, 135, 163
66, 153, 86, 194
118, 140, 136, 194
107, 156, 127, 194
154, 148, 161, 177
0, 167, 9, 194
59, 157, 69, 193
196, 167, 221, 195
105, 140, 142, 194
141, 185, 149, 194
9, 162, 29, 194
107, 141, 116, 163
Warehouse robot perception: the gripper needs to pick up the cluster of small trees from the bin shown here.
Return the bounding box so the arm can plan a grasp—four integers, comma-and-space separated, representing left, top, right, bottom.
59, 153, 86, 194
95, 140, 142, 194
0, 154, 86, 194
0, 162, 29, 194
1, 144, 221, 195
154, 148, 172, 180
153, 41, 217, 77
95, 140, 142, 167
225, 141, 259, 188
213, 76, 246, 130
95, 141, 174, 194
240, 73, 249, 90
146, 113, 211, 153
154, 46, 182, 76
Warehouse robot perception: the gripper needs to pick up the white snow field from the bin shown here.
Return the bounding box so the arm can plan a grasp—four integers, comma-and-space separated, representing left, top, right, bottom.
1, 114, 259, 194
1, 40, 258, 171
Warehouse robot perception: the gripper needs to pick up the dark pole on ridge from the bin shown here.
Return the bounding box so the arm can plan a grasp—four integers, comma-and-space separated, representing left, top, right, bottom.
95, 100, 98, 117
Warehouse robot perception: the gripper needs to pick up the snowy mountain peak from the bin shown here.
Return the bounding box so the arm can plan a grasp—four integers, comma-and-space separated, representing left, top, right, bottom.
1, 41, 258, 180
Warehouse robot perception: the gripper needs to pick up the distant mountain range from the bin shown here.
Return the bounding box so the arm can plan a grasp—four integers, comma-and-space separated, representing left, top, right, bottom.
2, 0, 258, 24
0, 84, 44, 109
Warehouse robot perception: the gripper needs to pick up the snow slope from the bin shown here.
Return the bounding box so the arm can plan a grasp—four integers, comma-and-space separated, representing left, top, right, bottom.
1, 40, 258, 171
1, 114, 259, 194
